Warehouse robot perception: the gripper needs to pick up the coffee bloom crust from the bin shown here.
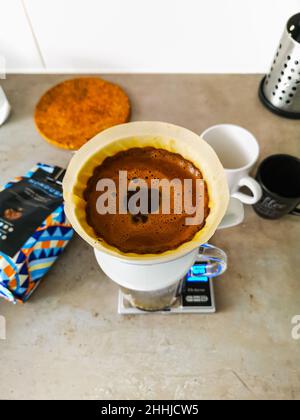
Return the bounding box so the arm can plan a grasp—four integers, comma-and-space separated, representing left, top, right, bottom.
84, 148, 208, 254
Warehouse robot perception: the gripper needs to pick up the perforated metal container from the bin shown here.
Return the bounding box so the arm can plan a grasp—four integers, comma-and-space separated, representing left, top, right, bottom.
259, 13, 300, 119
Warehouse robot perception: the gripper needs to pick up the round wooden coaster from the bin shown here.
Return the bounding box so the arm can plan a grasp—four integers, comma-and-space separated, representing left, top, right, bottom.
35, 77, 131, 150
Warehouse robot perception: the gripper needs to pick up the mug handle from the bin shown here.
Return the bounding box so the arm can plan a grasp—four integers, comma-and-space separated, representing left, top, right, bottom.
231, 176, 262, 205
196, 244, 227, 278
290, 205, 300, 216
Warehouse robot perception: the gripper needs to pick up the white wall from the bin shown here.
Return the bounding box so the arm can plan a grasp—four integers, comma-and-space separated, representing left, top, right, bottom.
1, 0, 300, 73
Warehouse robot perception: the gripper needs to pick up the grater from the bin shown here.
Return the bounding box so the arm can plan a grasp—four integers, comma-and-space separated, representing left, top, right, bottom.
259, 13, 300, 119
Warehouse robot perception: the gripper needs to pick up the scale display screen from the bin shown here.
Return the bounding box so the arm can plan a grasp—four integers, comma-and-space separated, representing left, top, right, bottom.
186, 263, 208, 282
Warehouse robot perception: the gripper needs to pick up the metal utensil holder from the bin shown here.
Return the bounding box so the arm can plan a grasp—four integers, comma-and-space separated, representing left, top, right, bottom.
259, 13, 300, 119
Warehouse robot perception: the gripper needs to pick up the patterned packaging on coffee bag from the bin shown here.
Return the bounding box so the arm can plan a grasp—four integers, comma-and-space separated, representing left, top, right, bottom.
0, 163, 73, 303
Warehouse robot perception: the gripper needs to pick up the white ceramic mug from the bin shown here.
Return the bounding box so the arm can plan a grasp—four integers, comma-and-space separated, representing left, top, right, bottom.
0, 86, 10, 126
201, 124, 262, 205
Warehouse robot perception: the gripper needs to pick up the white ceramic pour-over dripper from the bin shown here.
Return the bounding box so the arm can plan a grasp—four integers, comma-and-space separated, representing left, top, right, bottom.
95, 247, 198, 292
63, 121, 230, 310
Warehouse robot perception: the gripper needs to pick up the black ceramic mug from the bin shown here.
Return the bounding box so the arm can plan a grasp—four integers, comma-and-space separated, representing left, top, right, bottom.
253, 154, 300, 219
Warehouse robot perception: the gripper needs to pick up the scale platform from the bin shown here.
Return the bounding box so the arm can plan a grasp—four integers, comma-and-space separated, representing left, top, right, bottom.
118, 262, 216, 314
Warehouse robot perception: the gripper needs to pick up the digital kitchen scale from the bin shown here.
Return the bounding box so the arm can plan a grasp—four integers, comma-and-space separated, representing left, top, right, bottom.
118, 262, 216, 314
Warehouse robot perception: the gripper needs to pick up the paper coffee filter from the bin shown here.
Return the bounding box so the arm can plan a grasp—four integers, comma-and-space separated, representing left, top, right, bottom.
63, 121, 229, 263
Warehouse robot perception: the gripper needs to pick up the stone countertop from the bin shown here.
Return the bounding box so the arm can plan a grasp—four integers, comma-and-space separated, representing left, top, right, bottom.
0, 75, 299, 400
